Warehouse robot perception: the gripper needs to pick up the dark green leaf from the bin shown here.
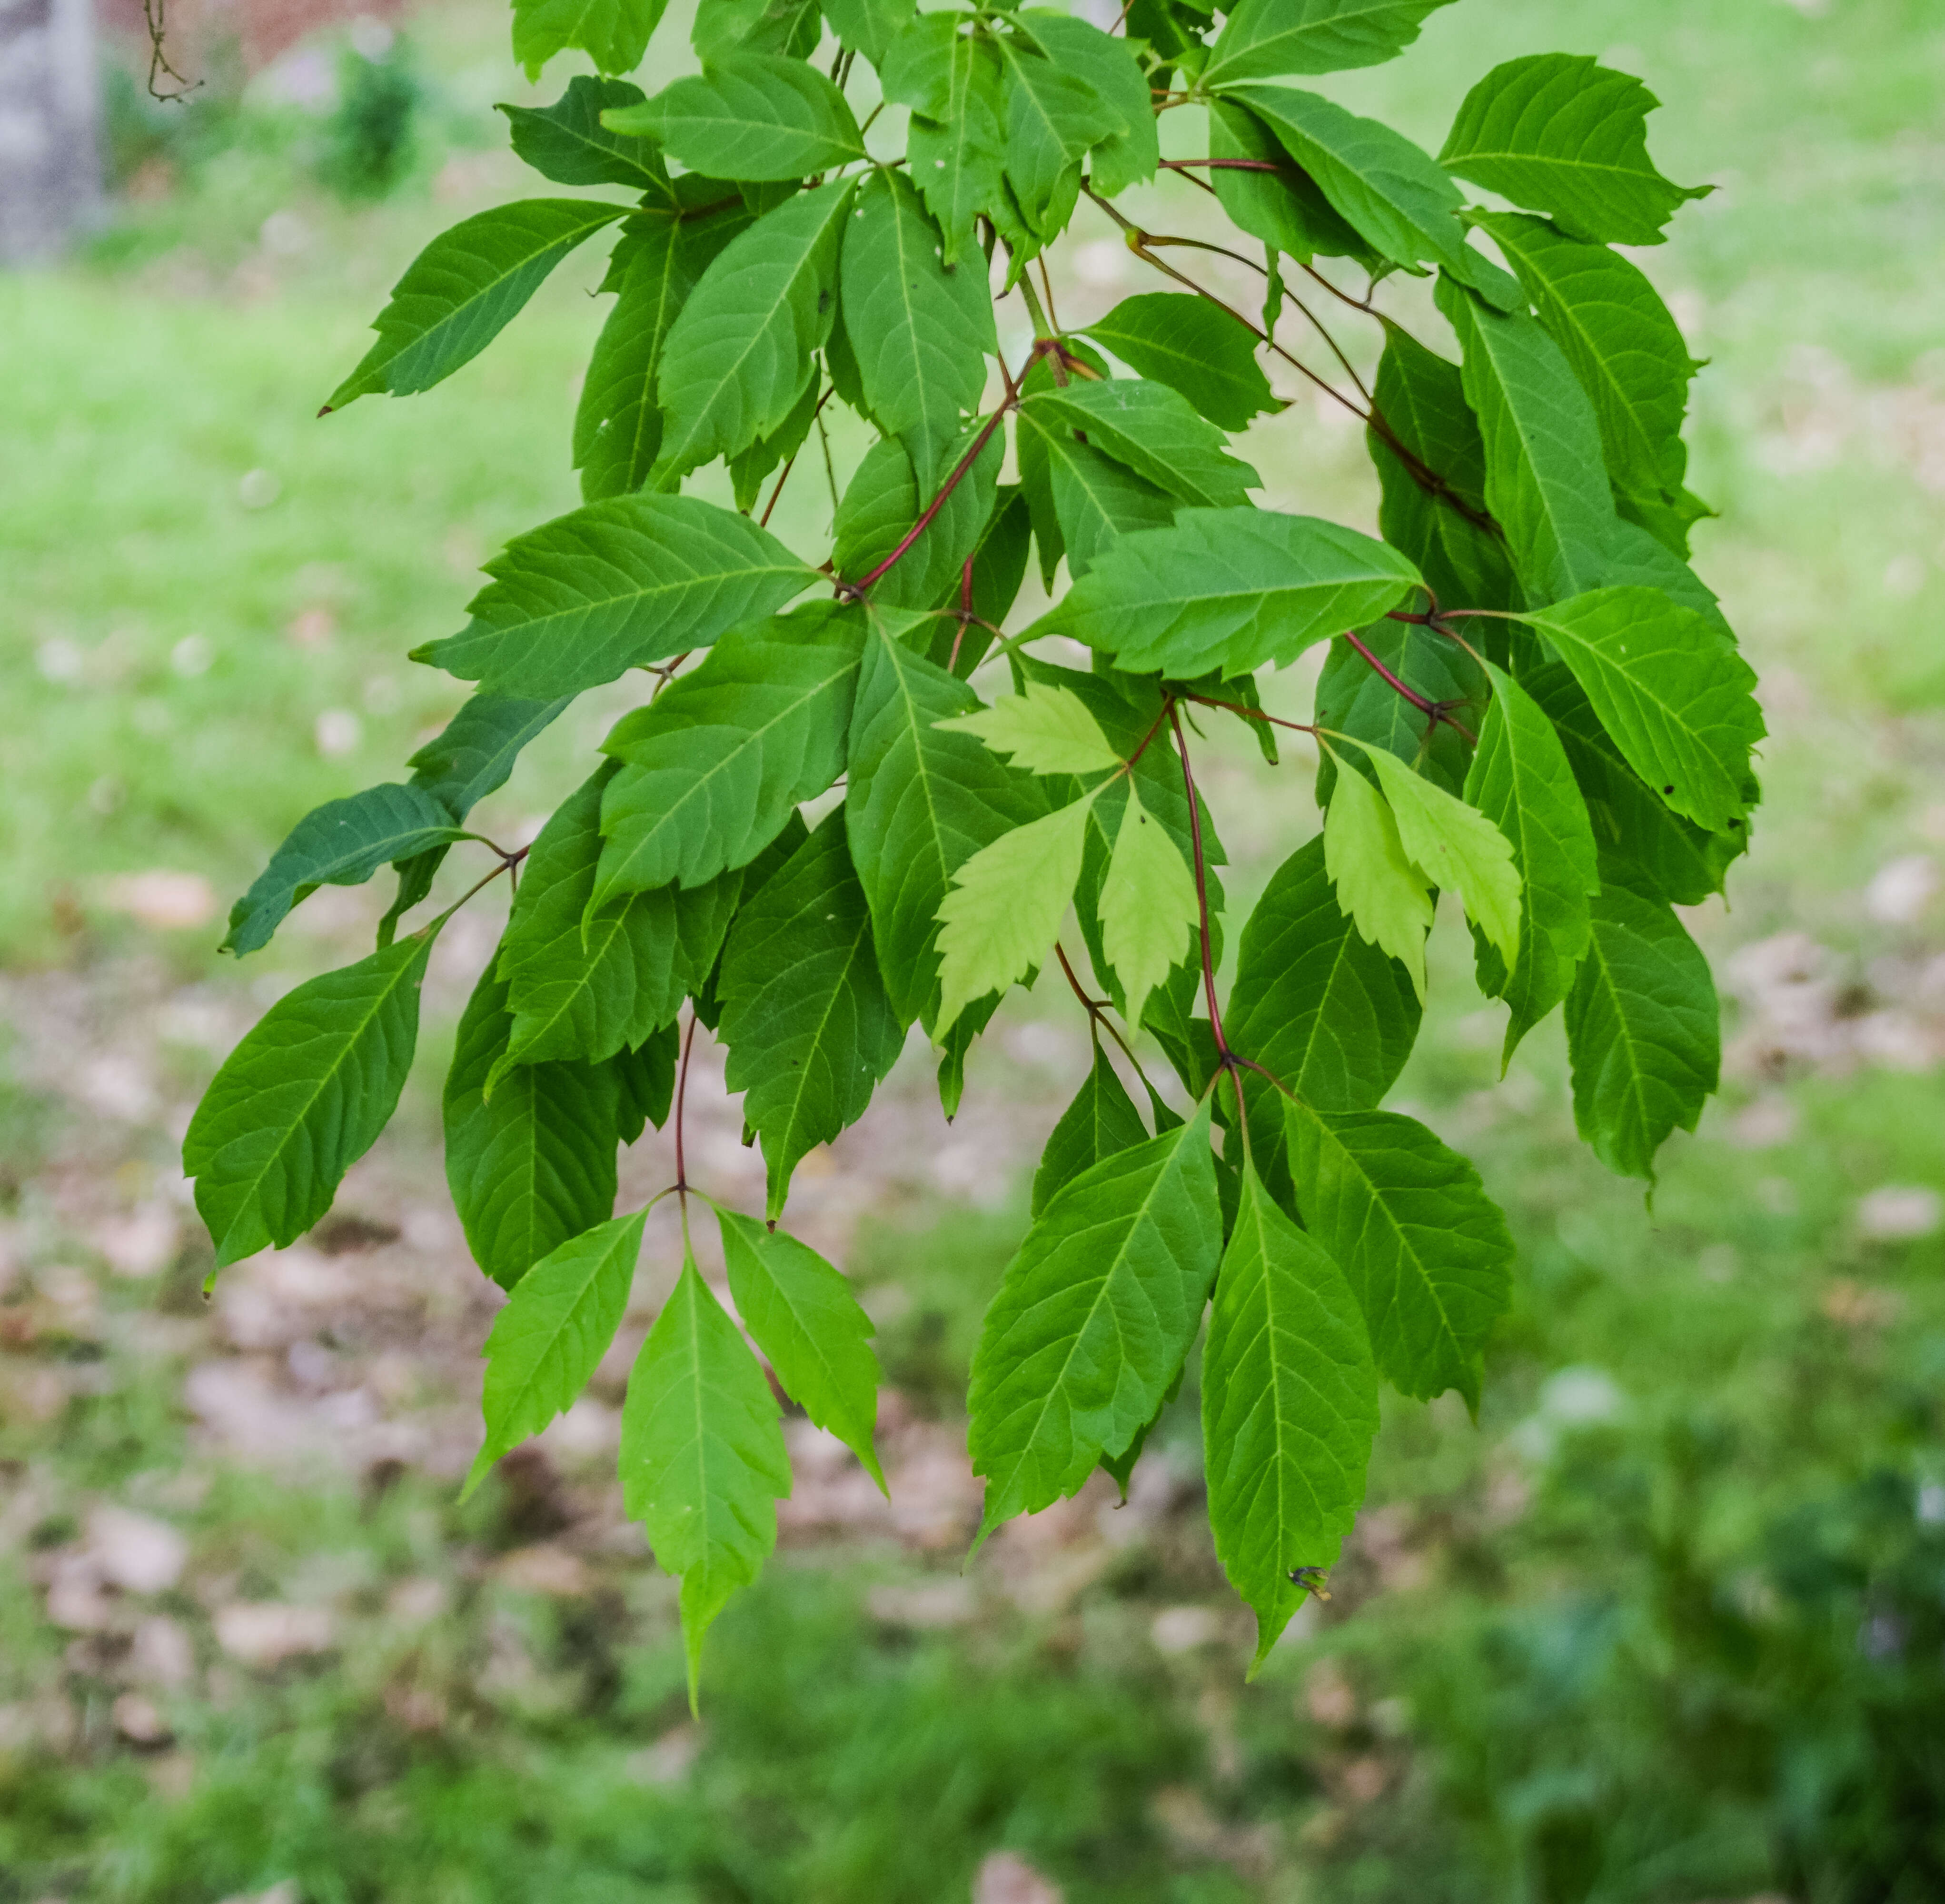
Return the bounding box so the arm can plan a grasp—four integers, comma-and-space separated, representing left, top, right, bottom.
1031, 1041, 1151, 1218
1030, 506, 1420, 677
511, 0, 666, 80
718, 809, 906, 1217
325, 199, 630, 411
1282, 1097, 1513, 1407
1311, 617, 1487, 804
444, 965, 620, 1291
414, 494, 811, 698
224, 784, 466, 957
613, 1021, 680, 1142
499, 76, 673, 195
1203, 1161, 1378, 1669
1440, 54, 1709, 248
718, 1207, 886, 1488
1081, 293, 1280, 431
595, 604, 863, 901
614, 55, 865, 181
832, 421, 1003, 609
919, 486, 1032, 676
1463, 662, 1600, 1060
1203, 0, 1452, 84
968, 1101, 1221, 1536
652, 178, 854, 482
185, 932, 435, 1269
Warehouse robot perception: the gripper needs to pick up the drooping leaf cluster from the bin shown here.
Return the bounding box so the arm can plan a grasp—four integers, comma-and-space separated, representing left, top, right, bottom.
186, 0, 1761, 1691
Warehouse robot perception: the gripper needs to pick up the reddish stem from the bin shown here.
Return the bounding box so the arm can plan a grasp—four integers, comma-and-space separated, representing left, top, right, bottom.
673, 1011, 697, 1194
1159, 157, 1281, 173
1184, 693, 1319, 737
843, 401, 1011, 595
1341, 626, 1437, 715
1168, 702, 1231, 1065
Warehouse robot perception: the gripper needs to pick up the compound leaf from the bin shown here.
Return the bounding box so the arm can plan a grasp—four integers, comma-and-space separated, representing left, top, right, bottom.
833, 421, 1004, 608
1203, 1162, 1379, 1670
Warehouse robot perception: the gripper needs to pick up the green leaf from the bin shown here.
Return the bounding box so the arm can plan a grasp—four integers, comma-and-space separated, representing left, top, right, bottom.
465, 1208, 643, 1495
1513, 586, 1764, 834
832, 422, 1004, 609
1225, 835, 1421, 1113
1434, 274, 1620, 605
595, 605, 864, 902
1031, 1042, 1150, 1218
717, 1207, 885, 1488
653, 179, 855, 483
1020, 411, 1179, 578
1526, 663, 1746, 905
845, 614, 1048, 1027
444, 965, 620, 1292
692, 0, 822, 61
614, 1021, 680, 1142
1281, 1097, 1513, 1407
325, 199, 630, 411
499, 77, 673, 194
1312, 617, 1487, 803
495, 767, 742, 1074
889, 18, 1008, 268
511, 0, 666, 80
223, 784, 466, 957
840, 170, 998, 487
821, 0, 914, 62
1203, 0, 1451, 84
935, 682, 1122, 777
725, 363, 823, 512
968, 1100, 1221, 1535
1203, 1162, 1378, 1670
1081, 294, 1280, 431
621, 1250, 791, 1710
718, 810, 906, 1217
184, 933, 435, 1269
1097, 780, 1199, 1032
1032, 507, 1420, 678
1218, 85, 1482, 288
1463, 662, 1599, 1060
1473, 210, 1700, 551
1440, 54, 1709, 248
1208, 99, 1377, 268
1022, 380, 1260, 510
614, 55, 865, 180
934, 793, 1096, 1037
1564, 869, 1719, 1182
994, 36, 1124, 240
1322, 753, 1433, 1002
923, 485, 1031, 678
1362, 745, 1521, 968
415, 494, 811, 698
1366, 322, 1519, 613
1019, 11, 1158, 197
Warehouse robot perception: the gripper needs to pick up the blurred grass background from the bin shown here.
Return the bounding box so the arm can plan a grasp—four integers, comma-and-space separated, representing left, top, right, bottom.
2, 1, 1945, 1900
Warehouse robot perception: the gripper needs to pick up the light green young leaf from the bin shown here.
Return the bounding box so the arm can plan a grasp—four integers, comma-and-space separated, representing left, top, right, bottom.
1031, 1042, 1151, 1219
1081, 293, 1280, 432
1203, 0, 1453, 85
621, 1250, 791, 1710
1032, 508, 1421, 678
1281, 1097, 1514, 1407
1098, 781, 1200, 1033
717, 1207, 885, 1490
1440, 54, 1710, 248
224, 784, 466, 957
1464, 662, 1600, 1061
415, 494, 812, 698
934, 682, 1122, 777
968, 1101, 1221, 1536
511, 0, 666, 80
839, 170, 998, 488
1203, 1162, 1379, 1671
717, 810, 906, 1217
1322, 752, 1433, 1003
184, 932, 436, 1269
1564, 869, 1719, 1182
1023, 379, 1261, 511
325, 199, 630, 410
845, 615, 1049, 1028
1514, 586, 1764, 834
444, 965, 620, 1292
594, 605, 864, 902
653, 179, 855, 483
934, 793, 1097, 1036
464, 1208, 644, 1497
1363, 745, 1521, 969
611, 55, 865, 180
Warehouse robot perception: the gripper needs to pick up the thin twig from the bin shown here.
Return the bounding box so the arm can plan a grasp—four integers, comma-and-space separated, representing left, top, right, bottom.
1167, 703, 1231, 1064
1052, 943, 1167, 1103
1184, 693, 1319, 738
1159, 157, 1281, 173
673, 1012, 698, 1196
